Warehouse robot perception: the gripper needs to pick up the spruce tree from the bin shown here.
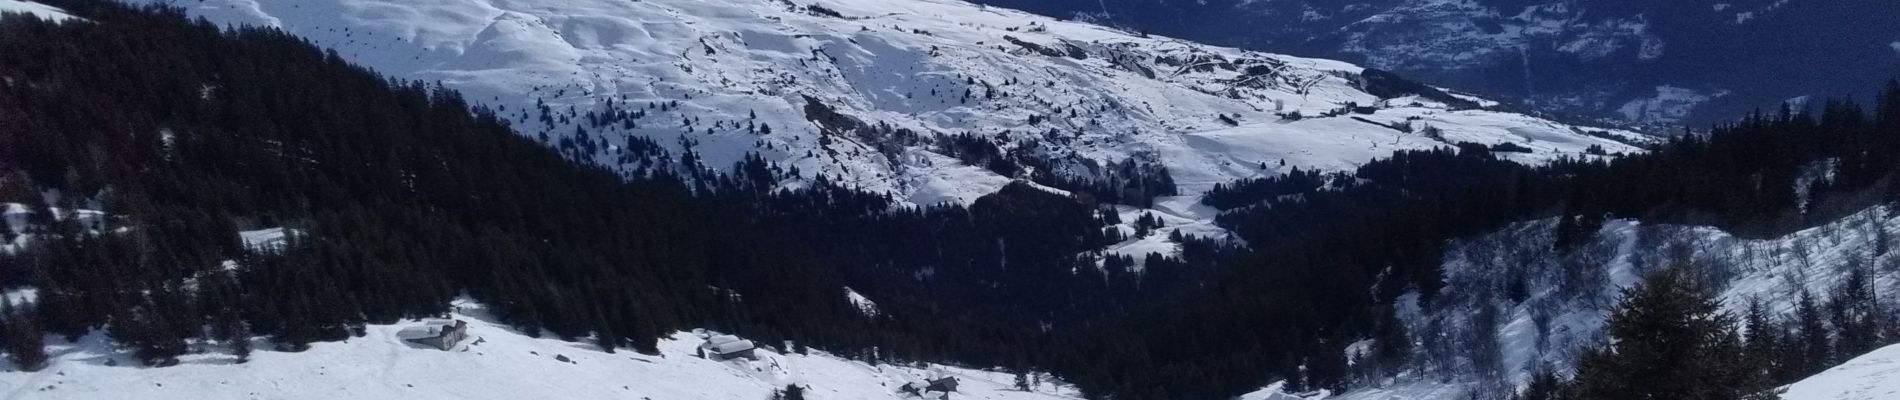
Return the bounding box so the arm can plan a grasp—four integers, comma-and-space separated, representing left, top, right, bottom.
595, 327, 618, 354
1793, 291, 1833, 376
108, 302, 187, 367
1827, 268, 1885, 358
1511, 370, 1572, 400
1571, 267, 1778, 400
231, 327, 254, 364
212, 306, 252, 363
2, 305, 49, 372
1371, 308, 1412, 374
1741, 298, 1790, 382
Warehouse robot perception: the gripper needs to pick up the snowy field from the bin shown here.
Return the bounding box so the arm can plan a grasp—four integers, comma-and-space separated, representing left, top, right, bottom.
1785, 342, 1900, 400
0, 301, 1088, 400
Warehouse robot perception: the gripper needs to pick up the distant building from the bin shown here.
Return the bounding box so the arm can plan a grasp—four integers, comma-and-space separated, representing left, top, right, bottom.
699, 334, 757, 361
397, 320, 468, 351
899, 375, 959, 397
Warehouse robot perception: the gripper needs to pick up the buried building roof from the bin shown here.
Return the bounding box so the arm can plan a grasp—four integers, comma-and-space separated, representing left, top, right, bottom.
701, 335, 756, 355
397, 319, 462, 340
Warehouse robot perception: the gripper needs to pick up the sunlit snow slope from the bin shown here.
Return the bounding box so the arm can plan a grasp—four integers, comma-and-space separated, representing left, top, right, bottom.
1785, 342, 1900, 400
127, 0, 1646, 206
0, 301, 1086, 400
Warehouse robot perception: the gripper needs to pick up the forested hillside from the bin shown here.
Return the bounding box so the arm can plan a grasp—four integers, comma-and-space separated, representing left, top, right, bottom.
1048, 88, 1900, 398
4, 2, 1900, 400
0, 1, 1190, 375
0, 2, 826, 361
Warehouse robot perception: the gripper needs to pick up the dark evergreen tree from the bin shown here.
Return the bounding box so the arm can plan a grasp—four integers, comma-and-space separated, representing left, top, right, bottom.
1511, 370, 1572, 400
1571, 267, 1778, 400
108, 298, 188, 367
1369, 306, 1411, 376
1827, 268, 1888, 359
1, 304, 49, 372
1793, 291, 1834, 377
1741, 298, 1792, 383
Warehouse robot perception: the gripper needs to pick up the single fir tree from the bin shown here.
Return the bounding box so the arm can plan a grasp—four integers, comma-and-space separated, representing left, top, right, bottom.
1571, 266, 1779, 400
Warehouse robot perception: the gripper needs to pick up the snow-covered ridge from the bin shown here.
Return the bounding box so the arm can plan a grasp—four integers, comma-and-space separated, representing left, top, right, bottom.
0, 300, 1083, 399
125, 0, 1645, 207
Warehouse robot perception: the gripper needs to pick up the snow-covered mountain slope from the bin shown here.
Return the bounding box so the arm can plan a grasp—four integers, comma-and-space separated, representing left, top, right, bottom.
125, 0, 1644, 207
1337, 205, 1900, 399
1785, 342, 1900, 400
0, 301, 1084, 400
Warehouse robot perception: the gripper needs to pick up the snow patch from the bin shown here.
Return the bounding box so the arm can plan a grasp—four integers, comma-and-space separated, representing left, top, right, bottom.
1, 288, 34, 306
1099, 196, 1229, 268
239, 227, 297, 251
1617, 86, 1726, 124
844, 287, 880, 317
1343, 339, 1375, 366
1239, 380, 1323, 400
0, 0, 72, 22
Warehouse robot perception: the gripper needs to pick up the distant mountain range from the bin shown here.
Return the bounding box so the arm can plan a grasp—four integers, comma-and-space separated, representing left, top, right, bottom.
969, 0, 1900, 126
